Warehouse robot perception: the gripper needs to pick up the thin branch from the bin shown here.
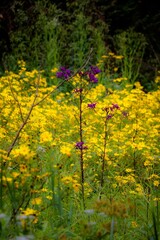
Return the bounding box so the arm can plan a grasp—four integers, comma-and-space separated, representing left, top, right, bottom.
7, 48, 93, 157
9, 80, 24, 122
7, 77, 39, 157
34, 48, 93, 107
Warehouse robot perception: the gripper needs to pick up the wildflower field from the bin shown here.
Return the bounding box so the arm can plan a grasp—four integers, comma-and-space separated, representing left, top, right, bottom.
0, 55, 160, 240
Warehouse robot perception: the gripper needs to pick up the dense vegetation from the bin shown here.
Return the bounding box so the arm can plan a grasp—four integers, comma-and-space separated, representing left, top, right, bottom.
0, 1, 160, 239
0, 0, 160, 90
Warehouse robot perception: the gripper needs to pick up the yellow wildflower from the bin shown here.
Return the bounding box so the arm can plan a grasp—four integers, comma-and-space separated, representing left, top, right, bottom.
31, 197, 42, 205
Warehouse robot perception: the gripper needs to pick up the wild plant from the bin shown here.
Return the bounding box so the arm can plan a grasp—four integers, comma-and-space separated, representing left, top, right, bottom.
114, 28, 147, 84
0, 53, 159, 239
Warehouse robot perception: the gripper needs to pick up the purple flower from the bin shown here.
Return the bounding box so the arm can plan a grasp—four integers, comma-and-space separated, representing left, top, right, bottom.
88, 103, 96, 109
122, 111, 128, 117
60, 66, 66, 71
74, 88, 83, 93
75, 142, 88, 150
112, 103, 120, 110
56, 72, 63, 78
90, 66, 101, 75
78, 66, 101, 84
110, 103, 120, 111
107, 114, 113, 120
103, 107, 109, 112
56, 66, 72, 79
88, 73, 98, 83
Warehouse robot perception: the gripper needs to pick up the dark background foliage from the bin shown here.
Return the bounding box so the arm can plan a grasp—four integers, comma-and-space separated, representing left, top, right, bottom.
0, 0, 160, 90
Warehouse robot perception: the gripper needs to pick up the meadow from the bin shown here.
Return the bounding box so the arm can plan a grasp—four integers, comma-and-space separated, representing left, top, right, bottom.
0, 54, 160, 240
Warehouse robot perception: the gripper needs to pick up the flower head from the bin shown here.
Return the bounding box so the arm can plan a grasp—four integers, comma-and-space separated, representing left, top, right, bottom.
56, 72, 63, 78
74, 88, 83, 93
88, 103, 96, 109
88, 73, 98, 83
112, 103, 120, 109
107, 114, 113, 120
78, 66, 101, 83
90, 66, 101, 75
56, 66, 72, 79
75, 142, 88, 150
110, 103, 120, 111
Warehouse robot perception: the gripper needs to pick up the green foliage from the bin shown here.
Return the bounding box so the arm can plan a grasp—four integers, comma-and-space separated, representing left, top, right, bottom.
2, 0, 108, 76
3, 0, 62, 71
69, 13, 92, 68
113, 28, 147, 84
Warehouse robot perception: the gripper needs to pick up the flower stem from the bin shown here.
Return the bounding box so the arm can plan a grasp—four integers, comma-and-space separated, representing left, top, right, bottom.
100, 112, 108, 199
79, 86, 85, 209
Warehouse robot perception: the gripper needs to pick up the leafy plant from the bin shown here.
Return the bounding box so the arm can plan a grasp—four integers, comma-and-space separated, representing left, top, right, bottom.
114, 28, 147, 84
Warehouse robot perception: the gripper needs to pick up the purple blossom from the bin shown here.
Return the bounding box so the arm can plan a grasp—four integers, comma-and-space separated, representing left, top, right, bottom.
75, 142, 88, 150
88, 73, 98, 83
107, 114, 113, 120
90, 66, 101, 75
103, 107, 109, 112
110, 103, 120, 111
112, 103, 120, 109
74, 88, 83, 93
78, 66, 101, 84
122, 111, 128, 117
56, 72, 63, 78
56, 66, 72, 79
60, 66, 66, 71
87, 103, 96, 109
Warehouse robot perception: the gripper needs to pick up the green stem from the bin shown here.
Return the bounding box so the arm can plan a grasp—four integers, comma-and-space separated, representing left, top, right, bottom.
100, 113, 108, 199
79, 89, 85, 209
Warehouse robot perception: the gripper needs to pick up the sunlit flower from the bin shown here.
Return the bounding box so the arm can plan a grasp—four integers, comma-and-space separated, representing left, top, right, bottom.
31, 197, 42, 205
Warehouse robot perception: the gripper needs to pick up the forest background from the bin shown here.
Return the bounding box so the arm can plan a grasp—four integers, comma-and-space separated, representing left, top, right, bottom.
0, 0, 160, 91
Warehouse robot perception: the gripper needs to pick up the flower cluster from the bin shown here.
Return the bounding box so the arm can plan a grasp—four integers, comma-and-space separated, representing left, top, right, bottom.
90, 66, 101, 75
56, 66, 72, 79
88, 66, 101, 83
110, 103, 120, 111
79, 66, 101, 83
87, 103, 97, 109
1, 60, 160, 238
103, 103, 120, 120
74, 88, 83, 93
106, 114, 113, 120
75, 142, 88, 150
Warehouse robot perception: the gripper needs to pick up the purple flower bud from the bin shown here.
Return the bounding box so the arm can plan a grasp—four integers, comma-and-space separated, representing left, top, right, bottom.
107, 114, 113, 120
103, 107, 109, 112
74, 88, 83, 93
63, 73, 69, 79
75, 142, 88, 150
56, 66, 72, 79
60, 66, 66, 71
65, 69, 71, 75
56, 72, 63, 78
88, 103, 96, 109
112, 103, 120, 109
90, 66, 101, 75
88, 73, 98, 83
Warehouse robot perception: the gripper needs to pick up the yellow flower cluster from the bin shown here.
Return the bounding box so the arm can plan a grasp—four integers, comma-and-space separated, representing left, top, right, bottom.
0, 61, 159, 228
